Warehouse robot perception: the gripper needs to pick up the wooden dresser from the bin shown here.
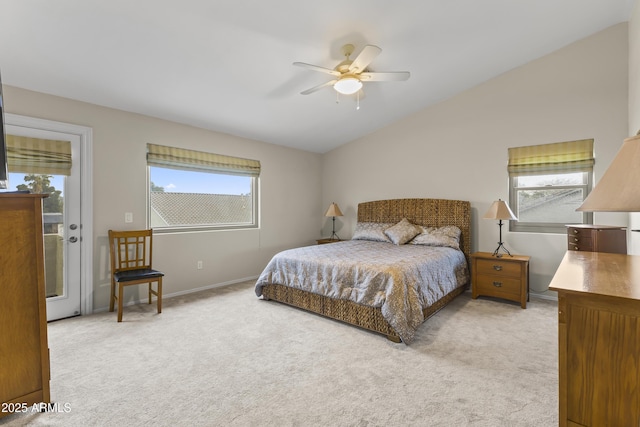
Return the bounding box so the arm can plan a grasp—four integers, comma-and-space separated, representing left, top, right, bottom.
549, 251, 640, 427
566, 224, 626, 254
0, 193, 50, 417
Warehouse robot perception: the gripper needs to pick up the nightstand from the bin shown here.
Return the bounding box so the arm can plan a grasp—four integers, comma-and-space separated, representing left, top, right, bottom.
316, 238, 342, 245
471, 252, 530, 308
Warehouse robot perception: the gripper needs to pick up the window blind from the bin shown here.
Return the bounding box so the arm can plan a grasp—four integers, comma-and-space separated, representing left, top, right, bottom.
147, 143, 261, 177
508, 139, 594, 176
7, 135, 72, 176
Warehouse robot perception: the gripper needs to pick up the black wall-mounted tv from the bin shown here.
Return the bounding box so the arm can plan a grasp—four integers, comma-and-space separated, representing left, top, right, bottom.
0, 69, 8, 190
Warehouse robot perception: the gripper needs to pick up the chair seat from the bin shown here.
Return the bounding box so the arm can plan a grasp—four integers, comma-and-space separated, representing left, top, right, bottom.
114, 268, 164, 283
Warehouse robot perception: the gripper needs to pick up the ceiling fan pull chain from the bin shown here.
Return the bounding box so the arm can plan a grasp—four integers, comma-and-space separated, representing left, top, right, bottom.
336, 92, 340, 104
356, 92, 360, 110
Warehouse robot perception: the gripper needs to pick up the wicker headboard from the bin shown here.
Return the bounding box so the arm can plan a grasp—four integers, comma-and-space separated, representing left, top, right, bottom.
357, 198, 471, 264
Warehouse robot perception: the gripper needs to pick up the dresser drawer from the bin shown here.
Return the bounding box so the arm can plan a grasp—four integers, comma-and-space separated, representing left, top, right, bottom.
475, 258, 522, 278
568, 241, 594, 251
567, 227, 590, 238
475, 274, 522, 298
565, 225, 627, 254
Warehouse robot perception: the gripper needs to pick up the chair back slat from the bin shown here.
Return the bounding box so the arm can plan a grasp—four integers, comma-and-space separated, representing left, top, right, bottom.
108, 229, 154, 273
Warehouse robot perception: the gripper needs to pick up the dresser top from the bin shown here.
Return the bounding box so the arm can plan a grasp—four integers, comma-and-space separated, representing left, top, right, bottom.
549, 251, 640, 300
565, 224, 626, 230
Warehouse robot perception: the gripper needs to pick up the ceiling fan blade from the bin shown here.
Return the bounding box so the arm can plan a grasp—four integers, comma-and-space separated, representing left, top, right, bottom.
293, 62, 341, 76
300, 80, 337, 95
359, 71, 410, 82
349, 45, 382, 73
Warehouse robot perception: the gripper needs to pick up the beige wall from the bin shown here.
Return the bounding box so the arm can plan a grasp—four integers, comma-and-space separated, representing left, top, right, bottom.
3, 19, 633, 310
4, 86, 323, 311
628, 0, 640, 255
631, 1, 640, 136
322, 23, 629, 296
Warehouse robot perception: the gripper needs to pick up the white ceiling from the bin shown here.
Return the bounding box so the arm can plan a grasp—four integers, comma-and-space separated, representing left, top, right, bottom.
0, 1, 634, 153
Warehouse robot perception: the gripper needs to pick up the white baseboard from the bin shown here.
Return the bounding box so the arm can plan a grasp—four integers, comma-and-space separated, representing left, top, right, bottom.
529, 290, 558, 301
92, 276, 258, 314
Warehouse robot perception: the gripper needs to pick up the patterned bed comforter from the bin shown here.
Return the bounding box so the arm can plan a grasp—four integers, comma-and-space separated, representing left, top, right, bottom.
255, 239, 469, 343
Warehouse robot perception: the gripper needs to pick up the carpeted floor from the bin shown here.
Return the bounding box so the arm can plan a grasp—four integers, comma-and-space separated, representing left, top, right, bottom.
1, 281, 558, 427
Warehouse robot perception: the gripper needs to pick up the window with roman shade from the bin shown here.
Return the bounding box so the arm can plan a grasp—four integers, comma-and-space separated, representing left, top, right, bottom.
508, 139, 594, 233
146, 143, 260, 231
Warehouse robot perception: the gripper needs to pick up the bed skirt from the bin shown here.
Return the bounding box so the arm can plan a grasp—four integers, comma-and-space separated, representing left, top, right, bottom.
261, 283, 467, 342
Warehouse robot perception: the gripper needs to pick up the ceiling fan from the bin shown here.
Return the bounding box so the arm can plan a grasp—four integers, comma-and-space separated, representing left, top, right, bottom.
293, 44, 410, 96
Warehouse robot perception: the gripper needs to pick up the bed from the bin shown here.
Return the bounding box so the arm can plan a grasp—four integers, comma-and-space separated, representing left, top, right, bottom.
255, 198, 471, 343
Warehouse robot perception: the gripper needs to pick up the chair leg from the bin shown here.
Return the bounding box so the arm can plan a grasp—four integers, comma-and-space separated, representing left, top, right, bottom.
148, 282, 152, 305
157, 277, 162, 314
118, 284, 124, 322
109, 279, 116, 312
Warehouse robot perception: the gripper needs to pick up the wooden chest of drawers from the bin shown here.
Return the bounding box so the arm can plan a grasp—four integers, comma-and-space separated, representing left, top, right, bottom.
566, 224, 626, 254
471, 252, 530, 308
550, 251, 640, 426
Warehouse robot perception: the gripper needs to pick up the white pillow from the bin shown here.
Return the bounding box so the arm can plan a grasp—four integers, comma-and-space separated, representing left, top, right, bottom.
352, 222, 394, 242
410, 225, 461, 250
384, 218, 422, 245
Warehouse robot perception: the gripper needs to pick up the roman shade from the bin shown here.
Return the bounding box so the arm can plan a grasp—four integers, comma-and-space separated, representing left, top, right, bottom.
7, 135, 72, 176
507, 139, 594, 177
147, 143, 260, 177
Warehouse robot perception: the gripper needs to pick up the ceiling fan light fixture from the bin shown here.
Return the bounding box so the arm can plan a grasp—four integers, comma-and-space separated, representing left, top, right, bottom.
333, 76, 362, 95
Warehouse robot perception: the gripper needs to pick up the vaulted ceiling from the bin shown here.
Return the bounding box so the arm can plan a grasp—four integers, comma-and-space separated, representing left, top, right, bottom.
0, 1, 634, 153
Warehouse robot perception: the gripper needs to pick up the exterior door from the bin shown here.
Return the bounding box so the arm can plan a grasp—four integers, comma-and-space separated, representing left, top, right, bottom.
5, 116, 89, 321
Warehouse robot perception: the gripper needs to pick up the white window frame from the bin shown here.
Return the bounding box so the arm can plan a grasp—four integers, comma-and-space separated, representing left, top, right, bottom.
509, 171, 593, 234
147, 168, 259, 233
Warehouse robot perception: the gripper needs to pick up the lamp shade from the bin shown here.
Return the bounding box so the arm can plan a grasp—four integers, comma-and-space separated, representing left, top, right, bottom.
577, 134, 640, 212
334, 76, 362, 95
325, 202, 343, 217
483, 199, 518, 221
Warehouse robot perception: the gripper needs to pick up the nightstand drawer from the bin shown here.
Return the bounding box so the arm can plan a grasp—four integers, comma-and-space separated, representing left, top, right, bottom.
475, 259, 522, 278
475, 274, 522, 297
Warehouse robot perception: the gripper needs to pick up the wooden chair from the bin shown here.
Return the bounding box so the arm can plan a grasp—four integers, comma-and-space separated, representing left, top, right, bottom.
108, 229, 164, 322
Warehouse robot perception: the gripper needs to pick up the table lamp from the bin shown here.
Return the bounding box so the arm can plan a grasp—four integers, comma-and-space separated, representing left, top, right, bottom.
577, 133, 640, 212
325, 202, 343, 240
483, 199, 518, 257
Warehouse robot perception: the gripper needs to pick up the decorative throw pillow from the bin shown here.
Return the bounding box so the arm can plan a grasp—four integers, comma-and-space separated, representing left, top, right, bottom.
352, 222, 394, 242
410, 225, 461, 249
384, 218, 422, 245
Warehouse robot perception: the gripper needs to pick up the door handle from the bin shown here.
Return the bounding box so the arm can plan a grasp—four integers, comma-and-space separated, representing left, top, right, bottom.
69, 236, 78, 243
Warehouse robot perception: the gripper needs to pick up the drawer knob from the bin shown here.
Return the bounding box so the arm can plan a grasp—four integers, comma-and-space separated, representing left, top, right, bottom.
573, 237, 579, 242
573, 229, 579, 234
492, 265, 503, 271
493, 281, 503, 287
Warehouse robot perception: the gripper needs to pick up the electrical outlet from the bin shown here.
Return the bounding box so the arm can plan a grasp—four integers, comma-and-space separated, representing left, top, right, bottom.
197, 260, 203, 270
125, 212, 133, 223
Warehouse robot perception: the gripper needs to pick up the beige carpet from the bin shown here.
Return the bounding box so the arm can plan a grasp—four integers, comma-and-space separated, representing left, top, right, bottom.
2, 281, 558, 427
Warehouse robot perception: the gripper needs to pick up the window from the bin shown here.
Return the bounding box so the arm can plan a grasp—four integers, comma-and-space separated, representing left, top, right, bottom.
508, 139, 594, 233
147, 143, 260, 232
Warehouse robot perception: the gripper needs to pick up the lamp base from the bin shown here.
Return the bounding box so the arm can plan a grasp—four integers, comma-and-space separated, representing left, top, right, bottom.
492, 242, 513, 258
328, 232, 341, 241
